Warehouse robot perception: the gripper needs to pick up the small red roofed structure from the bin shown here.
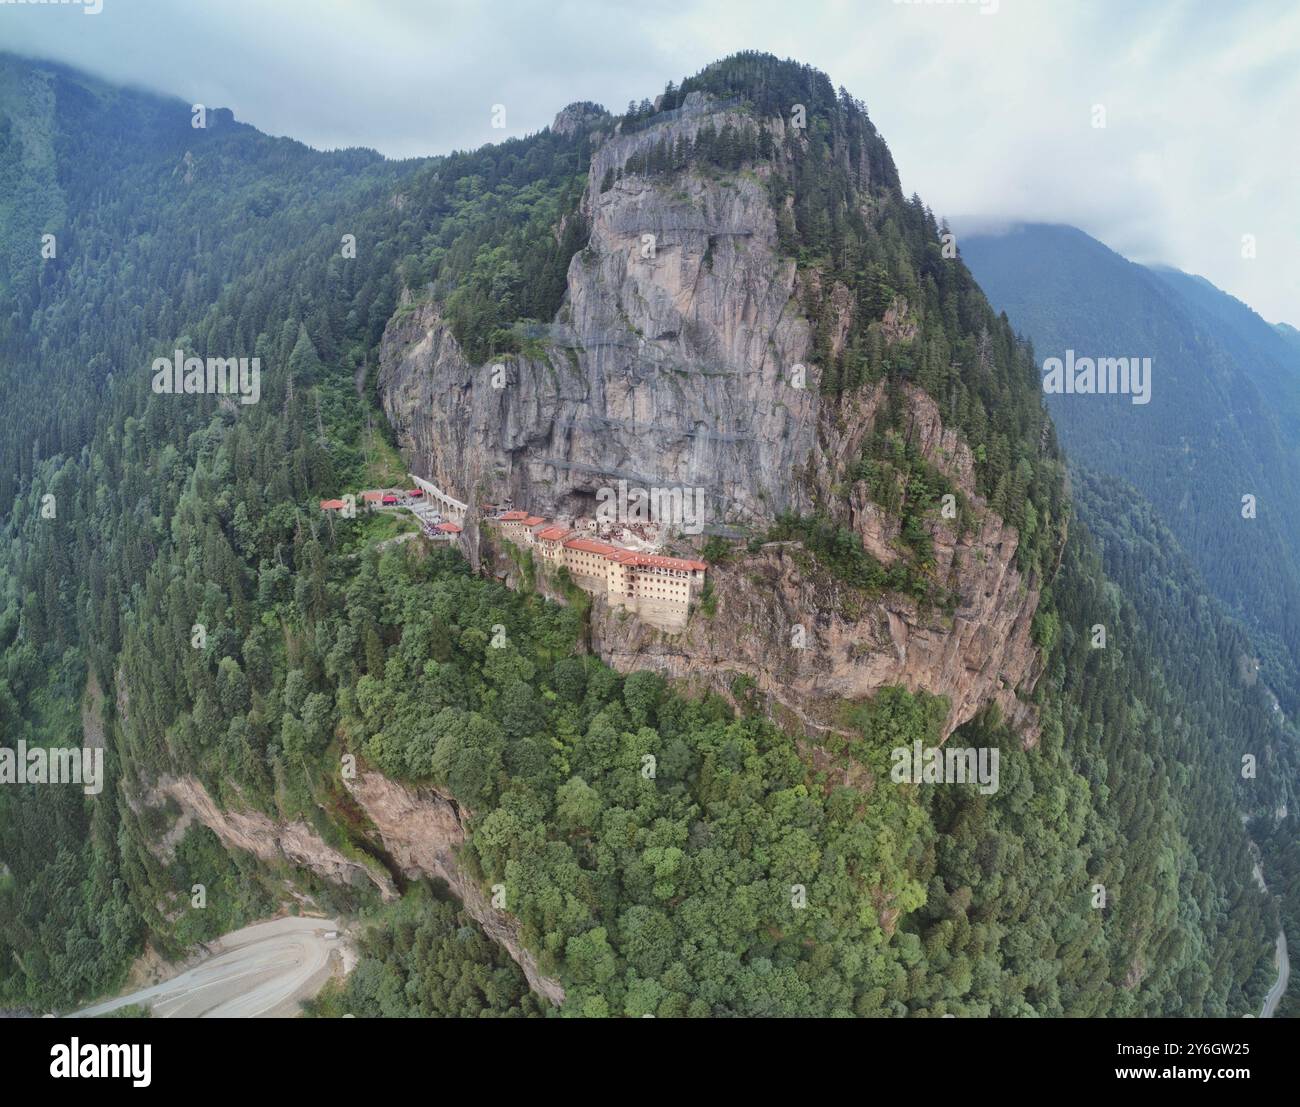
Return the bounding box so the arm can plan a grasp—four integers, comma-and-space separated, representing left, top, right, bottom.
499, 510, 535, 541
435, 521, 462, 534
535, 524, 574, 565
319, 499, 347, 512
522, 517, 548, 545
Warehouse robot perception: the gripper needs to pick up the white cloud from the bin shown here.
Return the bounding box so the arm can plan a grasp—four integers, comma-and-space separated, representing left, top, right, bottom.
3, 0, 1295, 322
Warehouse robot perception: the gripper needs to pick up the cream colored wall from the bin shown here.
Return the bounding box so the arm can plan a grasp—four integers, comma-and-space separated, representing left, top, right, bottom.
499, 524, 699, 607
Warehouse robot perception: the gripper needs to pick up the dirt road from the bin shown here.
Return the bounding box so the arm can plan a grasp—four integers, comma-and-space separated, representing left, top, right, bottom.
1260, 929, 1289, 1019
71, 916, 346, 1018
1250, 859, 1290, 1018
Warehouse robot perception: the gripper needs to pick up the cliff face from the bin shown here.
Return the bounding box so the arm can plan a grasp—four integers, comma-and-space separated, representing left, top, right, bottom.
133, 774, 396, 898
381, 92, 1045, 743
486, 381, 1043, 743
131, 771, 563, 1006
379, 94, 818, 528
591, 490, 1041, 745
343, 771, 565, 1006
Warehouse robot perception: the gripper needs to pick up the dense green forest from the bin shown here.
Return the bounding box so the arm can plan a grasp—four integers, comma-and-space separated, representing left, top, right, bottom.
1070, 467, 1298, 1011
0, 52, 1285, 1017
304, 883, 545, 1018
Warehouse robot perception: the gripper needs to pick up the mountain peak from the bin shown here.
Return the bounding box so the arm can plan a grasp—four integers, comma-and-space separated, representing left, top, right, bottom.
550, 100, 608, 136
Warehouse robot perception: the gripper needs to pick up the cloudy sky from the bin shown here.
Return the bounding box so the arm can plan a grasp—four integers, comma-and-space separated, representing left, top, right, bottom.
5, 0, 1297, 323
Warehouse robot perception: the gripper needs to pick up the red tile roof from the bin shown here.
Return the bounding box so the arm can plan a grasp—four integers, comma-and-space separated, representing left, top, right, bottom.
495, 510, 708, 574
319, 499, 347, 510
361, 491, 384, 502
435, 521, 462, 533
616, 552, 708, 572
564, 537, 619, 556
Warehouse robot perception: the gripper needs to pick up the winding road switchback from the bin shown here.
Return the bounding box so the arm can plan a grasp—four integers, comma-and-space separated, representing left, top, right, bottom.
71, 916, 346, 1019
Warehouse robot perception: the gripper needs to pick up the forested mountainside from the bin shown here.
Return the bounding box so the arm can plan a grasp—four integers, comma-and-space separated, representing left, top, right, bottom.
1071, 468, 1299, 1014
0, 52, 1281, 1017
1144, 267, 1300, 456
961, 223, 1300, 715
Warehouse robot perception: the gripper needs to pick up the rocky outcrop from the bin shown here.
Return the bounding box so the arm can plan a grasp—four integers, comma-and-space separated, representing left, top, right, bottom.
592, 514, 1040, 744
474, 374, 1044, 743
136, 774, 397, 899
133, 771, 564, 1005
598, 381, 1040, 743
344, 770, 566, 1006
551, 101, 608, 137
380, 92, 1047, 745
379, 95, 819, 528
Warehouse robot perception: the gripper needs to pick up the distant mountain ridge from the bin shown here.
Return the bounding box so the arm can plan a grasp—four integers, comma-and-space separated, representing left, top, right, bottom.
962, 222, 1300, 713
